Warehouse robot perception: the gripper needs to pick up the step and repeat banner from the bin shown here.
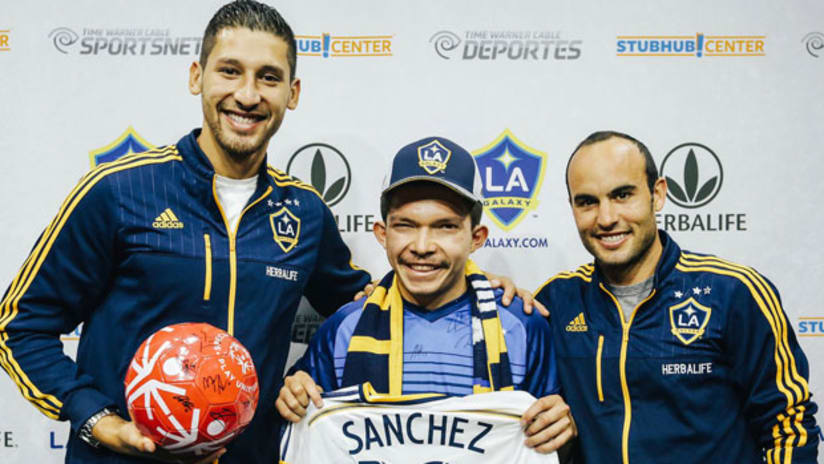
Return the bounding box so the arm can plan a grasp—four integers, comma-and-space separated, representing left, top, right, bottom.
1, 0, 823, 460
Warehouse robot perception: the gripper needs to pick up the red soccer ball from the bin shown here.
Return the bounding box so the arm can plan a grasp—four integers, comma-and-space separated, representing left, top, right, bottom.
124, 322, 259, 456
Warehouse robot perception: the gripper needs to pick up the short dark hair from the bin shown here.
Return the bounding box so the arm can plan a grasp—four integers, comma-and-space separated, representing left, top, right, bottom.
565, 130, 658, 198
381, 182, 483, 228
200, 0, 297, 79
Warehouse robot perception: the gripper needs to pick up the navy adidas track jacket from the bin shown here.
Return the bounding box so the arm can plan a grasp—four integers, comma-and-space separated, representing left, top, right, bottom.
535, 231, 819, 464
0, 129, 370, 463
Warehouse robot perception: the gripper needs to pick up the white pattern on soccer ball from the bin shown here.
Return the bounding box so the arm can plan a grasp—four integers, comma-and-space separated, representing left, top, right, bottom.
206, 419, 226, 436
163, 358, 182, 377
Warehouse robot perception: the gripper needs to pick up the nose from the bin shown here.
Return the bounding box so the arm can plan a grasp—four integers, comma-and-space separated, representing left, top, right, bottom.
596, 201, 618, 229
409, 228, 436, 256
234, 74, 261, 108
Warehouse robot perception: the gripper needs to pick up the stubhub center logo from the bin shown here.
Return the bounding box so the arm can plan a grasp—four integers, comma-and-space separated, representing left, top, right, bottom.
296, 33, 393, 58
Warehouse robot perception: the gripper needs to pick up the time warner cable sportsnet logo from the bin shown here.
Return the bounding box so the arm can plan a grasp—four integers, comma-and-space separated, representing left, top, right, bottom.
617, 33, 765, 57
430, 30, 581, 60
296, 33, 393, 58
656, 143, 747, 232
472, 130, 549, 249
49, 26, 201, 56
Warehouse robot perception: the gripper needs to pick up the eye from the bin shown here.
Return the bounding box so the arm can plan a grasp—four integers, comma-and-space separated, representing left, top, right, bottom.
615, 190, 632, 200
575, 197, 596, 207
218, 67, 239, 76
261, 73, 281, 84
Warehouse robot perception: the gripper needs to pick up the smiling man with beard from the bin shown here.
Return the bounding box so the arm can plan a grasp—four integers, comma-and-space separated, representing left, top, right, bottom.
535, 130, 820, 463
276, 137, 576, 461
0, 2, 373, 463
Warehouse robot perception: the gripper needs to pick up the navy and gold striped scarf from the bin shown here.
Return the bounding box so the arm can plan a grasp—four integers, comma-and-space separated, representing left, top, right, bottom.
341, 260, 513, 395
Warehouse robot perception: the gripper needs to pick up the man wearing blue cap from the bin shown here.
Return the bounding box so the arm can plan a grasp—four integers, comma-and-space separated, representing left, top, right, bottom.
276, 137, 576, 458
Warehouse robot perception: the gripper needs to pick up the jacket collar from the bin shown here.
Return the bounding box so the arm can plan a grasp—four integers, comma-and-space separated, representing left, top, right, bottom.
176, 128, 276, 200
592, 230, 681, 289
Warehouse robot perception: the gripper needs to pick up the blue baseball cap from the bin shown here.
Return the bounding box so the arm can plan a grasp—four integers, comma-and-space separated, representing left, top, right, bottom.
381, 136, 483, 206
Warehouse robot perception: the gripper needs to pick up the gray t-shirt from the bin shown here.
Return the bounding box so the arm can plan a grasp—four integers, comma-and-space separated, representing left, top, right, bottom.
608, 276, 654, 323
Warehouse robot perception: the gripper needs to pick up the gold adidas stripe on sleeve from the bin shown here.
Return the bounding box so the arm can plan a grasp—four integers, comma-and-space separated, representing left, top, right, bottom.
677, 253, 809, 463
535, 264, 595, 295
0, 147, 181, 419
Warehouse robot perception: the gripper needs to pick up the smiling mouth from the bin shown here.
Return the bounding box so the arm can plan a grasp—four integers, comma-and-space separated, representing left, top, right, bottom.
594, 232, 630, 248
221, 110, 266, 132
399, 260, 446, 274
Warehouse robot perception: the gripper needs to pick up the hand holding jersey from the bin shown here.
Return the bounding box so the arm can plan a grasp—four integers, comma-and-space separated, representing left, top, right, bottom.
280, 384, 559, 464
277, 136, 575, 459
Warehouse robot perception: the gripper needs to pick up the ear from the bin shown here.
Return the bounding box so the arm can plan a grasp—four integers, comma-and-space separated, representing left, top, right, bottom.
287, 77, 301, 110
652, 177, 667, 212
373, 220, 387, 250
189, 61, 203, 95
469, 224, 488, 253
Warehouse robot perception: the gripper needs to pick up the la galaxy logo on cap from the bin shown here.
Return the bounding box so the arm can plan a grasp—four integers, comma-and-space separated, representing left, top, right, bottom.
270, 207, 301, 253
417, 139, 452, 174
669, 297, 711, 345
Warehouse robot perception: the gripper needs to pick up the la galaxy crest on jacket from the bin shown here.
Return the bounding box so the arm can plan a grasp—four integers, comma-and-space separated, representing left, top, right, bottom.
0, 130, 370, 463
535, 231, 820, 463
279, 384, 559, 464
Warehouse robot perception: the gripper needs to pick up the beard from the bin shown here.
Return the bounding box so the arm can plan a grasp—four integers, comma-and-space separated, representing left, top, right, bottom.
205, 114, 270, 162
203, 99, 280, 162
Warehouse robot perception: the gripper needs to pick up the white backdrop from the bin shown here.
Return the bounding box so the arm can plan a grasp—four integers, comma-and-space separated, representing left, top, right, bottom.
1, 0, 823, 460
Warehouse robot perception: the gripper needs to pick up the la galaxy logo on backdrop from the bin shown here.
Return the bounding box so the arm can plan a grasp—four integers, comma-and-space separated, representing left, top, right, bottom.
656, 142, 747, 232
296, 33, 393, 58
89, 127, 155, 167
473, 130, 545, 231
473, 130, 549, 249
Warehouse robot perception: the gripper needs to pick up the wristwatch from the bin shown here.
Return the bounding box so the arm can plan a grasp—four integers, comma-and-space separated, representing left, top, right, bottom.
78, 407, 118, 448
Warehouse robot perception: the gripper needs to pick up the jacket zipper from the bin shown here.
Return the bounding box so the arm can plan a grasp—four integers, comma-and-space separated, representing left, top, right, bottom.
212, 180, 273, 335
599, 283, 656, 464
202, 233, 212, 301
596, 334, 604, 402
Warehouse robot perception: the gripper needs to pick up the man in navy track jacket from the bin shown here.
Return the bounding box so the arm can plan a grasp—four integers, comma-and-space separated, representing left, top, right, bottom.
535, 130, 819, 464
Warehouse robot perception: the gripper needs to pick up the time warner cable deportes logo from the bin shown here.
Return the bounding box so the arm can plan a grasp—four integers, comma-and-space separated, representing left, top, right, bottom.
617, 33, 765, 57
430, 29, 581, 60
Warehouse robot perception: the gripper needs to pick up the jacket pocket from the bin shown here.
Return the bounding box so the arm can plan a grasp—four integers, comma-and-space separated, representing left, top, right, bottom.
596, 334, 604, 402
203, 233, 212, 301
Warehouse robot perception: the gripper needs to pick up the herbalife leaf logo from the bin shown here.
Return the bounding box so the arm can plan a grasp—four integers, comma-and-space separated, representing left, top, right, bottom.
286, 143, 351, 206
659, 143, 723, 209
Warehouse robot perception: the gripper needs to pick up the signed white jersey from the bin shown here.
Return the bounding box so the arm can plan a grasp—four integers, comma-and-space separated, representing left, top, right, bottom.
279, 384, 559, 464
